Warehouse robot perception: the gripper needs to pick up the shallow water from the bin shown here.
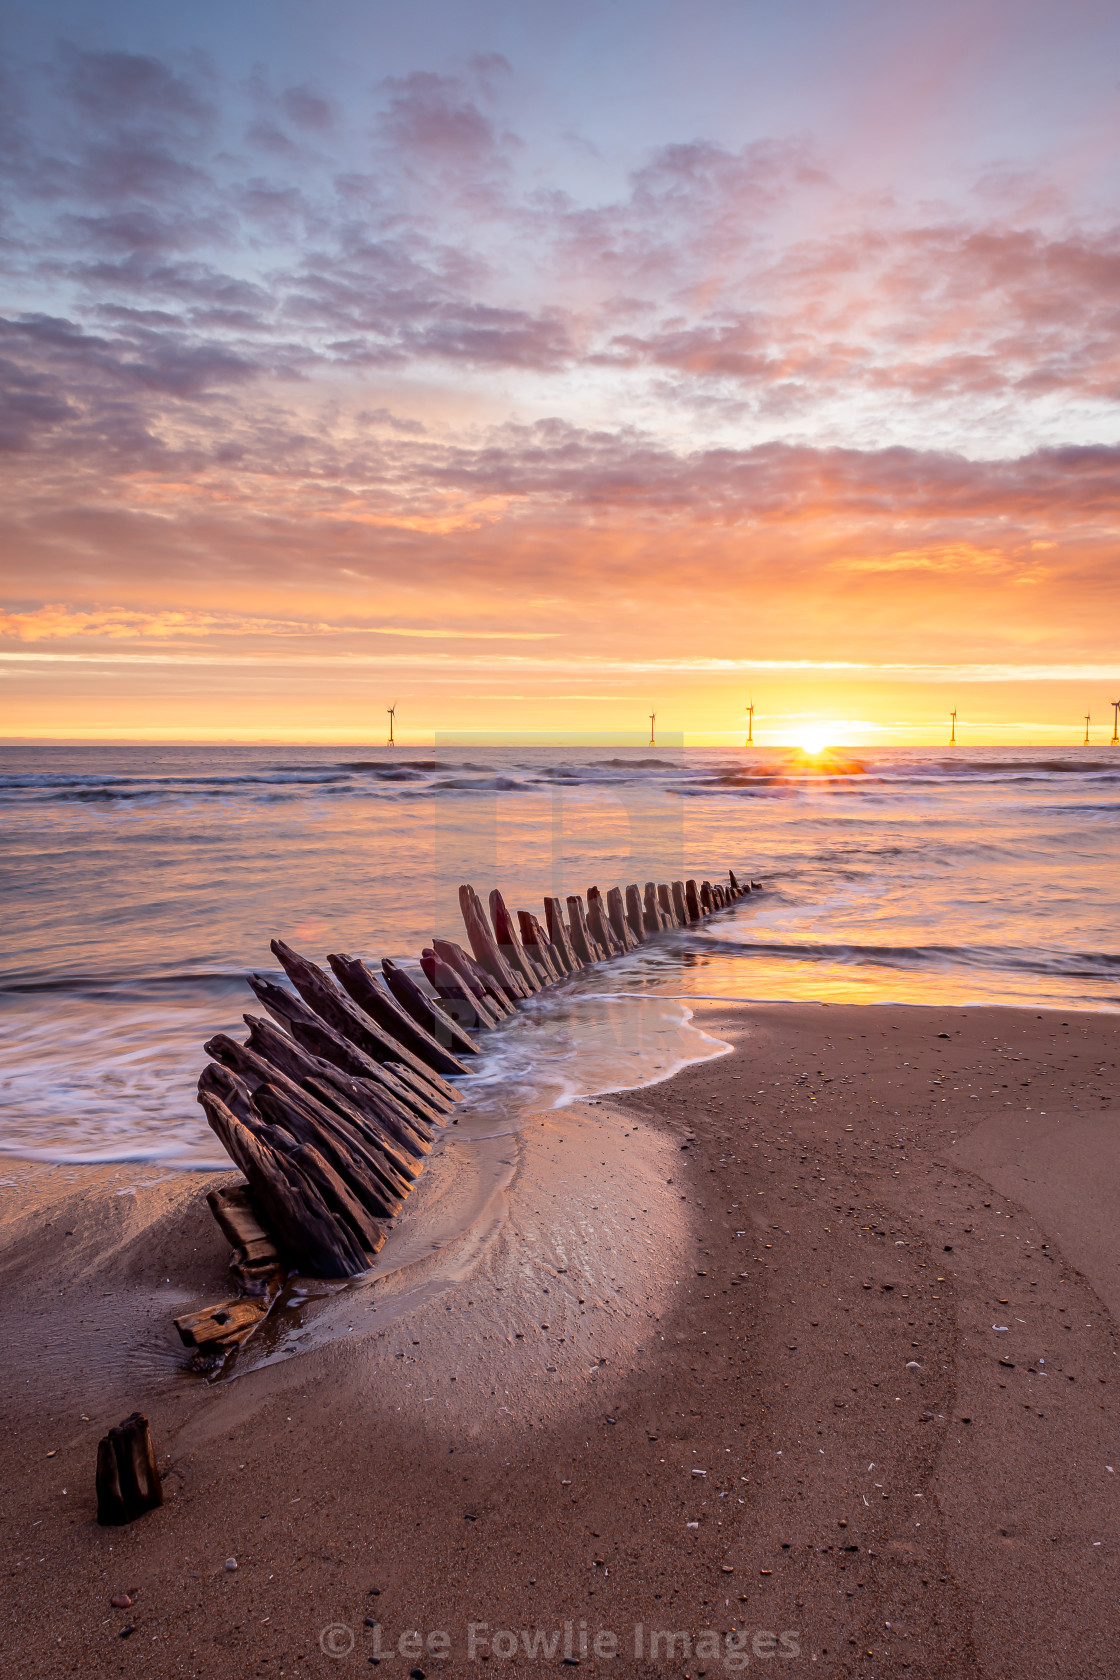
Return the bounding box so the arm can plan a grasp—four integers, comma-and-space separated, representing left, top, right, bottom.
1, 742, 1116, 1166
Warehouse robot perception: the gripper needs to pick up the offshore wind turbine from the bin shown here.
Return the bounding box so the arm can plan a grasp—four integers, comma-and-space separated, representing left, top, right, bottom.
648, 711, 656, 748
949, 709, 957, 746
1083, 711, 1091, 746
1111, 699, 1119, 745
387, 703, 397, 747
745, 696, 754, 747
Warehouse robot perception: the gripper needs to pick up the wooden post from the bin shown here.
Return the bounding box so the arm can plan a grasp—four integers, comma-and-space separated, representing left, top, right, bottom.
516, 911, 565, 982
624, 884, 648, 943
685, 879, 702, 921
586, 887, 622, 956
432, 939, 516, 1017
488, 889, 543, 992
671, 881, 689, 924
459, 886, 530, 1000
606, 885, 639, 951
96, 1412, 163, 1526
421, 950, 502, 1029
544, 899, 582, 971
566, 894, 606, 963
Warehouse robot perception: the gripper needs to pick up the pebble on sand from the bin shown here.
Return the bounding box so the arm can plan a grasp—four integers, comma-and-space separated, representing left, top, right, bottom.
110, 1594, 131, 1609
225, 1558, 238, 1572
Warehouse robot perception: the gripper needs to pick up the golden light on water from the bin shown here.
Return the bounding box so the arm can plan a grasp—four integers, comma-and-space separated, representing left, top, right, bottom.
793, 727, 832, 756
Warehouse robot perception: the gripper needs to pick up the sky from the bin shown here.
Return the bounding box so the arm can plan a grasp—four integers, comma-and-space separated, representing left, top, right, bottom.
2, 0, 1119, 744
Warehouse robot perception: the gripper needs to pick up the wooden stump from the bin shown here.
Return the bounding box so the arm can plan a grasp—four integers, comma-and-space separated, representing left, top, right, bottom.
421, 950, 502, 1029
606, 885, 639, 951
488, 890, 543, 993
671, 881, 689, 924
586, 888, 622, 956
625, 884, 648, 943
566, 895, 606, 963
432, 939, 516, 1017
516, 911, 564, 982
96, 1412, 163, 1526
459, 886, 529, 1000
543, 899, 582, 971
685, 879, 702, 921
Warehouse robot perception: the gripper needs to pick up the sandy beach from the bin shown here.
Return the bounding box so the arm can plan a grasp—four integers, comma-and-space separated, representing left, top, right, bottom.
2, 1000, 1118, 1679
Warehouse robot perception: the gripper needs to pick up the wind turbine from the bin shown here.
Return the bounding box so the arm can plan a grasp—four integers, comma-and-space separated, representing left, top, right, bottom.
746, 696, 754, 747
1111, 699, 1119, 746
1083, 711, 1091, 746
648, 711, 656, 748
387, 702, 397, 747
949, 709, 957, 746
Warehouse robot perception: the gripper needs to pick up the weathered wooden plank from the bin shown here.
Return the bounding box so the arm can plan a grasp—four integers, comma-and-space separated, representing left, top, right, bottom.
645, 881, 669, 931
242, 1012, 437, 1146
606, 885, 639, 951
420, 950, 502, 1029
206, 1184, 275, 1255
488, 889, 543, 992
566, 894, 606, 963
668, 881, 687, 924
378, 957, 482, 1056
459, 886, 529, 1000
685, 879, 702, 921
198, 1090, 366, 1277
270, 939, 461, 1102
96, 1412, 163, 1526
432, 939, 515, 1017
328, 951, 476, 1070
254, 1083, 408, 1221
543, 898, 582, 971
205, 1032, 417, 1204
625, 884, 648, 943
175, 1297, 268, 1349
586, 887, 622, 956
260, 1123, 386, 1260
516, 911, 564, 982
700, 881, 714, 914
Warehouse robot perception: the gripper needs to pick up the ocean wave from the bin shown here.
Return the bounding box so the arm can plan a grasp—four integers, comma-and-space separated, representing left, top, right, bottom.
703, 935, 1120, 980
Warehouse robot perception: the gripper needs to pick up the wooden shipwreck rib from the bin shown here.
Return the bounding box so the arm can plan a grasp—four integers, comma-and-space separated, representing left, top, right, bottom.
177, 867, 760, 1367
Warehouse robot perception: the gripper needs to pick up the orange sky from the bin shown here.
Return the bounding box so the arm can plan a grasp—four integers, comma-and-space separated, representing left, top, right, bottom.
3, 4, 1119, 742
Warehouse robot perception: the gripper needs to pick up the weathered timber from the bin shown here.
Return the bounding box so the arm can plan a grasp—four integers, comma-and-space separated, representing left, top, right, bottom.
242, 1013, 436, 1147
432, 939, 515, 1017
700, 881, 714, 914
328, 950, 477, 1069
543, 899, 582, 972
254, 1083, 407, 1219
270, 938, 461, 1102
671, 881, 689, 924
175, 1296, 268, 1349
516, 911, 564, 982
489, 889, 543, 993
259, 1123, 385, 1260
625, 884, 648, 943
378, 957, 482, 1057
96, 1412, 163, 1527
312, 1066, 432, 1160
206, 1184, 277, 1256
206, 1033, 416, 1207
420, 950, 502, 1030
566, 894, 606, 964
586, 887, 622, 956
645, 882, 668, 931
459, 886, 529, 1000
685, 879, 702, 921
199, 1091, 365, 1277
199, 1060, 255, 1125
606, 885, 639, 952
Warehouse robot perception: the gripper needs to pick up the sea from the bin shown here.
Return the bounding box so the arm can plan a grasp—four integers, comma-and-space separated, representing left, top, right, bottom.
2, 742, 1117, 1169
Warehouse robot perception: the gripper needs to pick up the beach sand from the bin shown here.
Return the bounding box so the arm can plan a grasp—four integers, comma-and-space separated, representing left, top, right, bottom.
2, 1001, 1118, 1678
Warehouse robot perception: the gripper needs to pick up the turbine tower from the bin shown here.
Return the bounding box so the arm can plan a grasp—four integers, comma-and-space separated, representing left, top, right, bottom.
387, 703, 397, 747
949, 709, 957, 746
648, 711, 656, 748
746, 697, 754, 747
1111, 699, 1120, 745
1083, 711, 1091, 747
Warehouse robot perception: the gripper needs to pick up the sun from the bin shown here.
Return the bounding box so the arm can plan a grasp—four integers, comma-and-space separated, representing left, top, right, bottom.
794, 727, 832, 756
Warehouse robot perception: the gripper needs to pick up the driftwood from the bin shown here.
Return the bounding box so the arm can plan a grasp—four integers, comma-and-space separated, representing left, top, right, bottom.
421, 949, 502, 1030
378, 957, 482, 1058
459, 886, 529, 1000
489, 890, 542, 994
625, 884, 648, 943
586, 888, 622, 957
96, 1412, 163, 1526
432, 938, 515, 1016
242, 1012, 437, 1145
566, 894, 606, 964
544, 899, 582, 972
175, 1296, 269, 1349
606, 885, 639, 952
516, 911, 564, 983
327, 950, 476, 1070
271, 938, 463, 1099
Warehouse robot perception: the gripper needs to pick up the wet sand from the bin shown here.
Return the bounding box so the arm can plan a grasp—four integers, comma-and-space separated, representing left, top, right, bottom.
2, 1001, 1118, 1679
